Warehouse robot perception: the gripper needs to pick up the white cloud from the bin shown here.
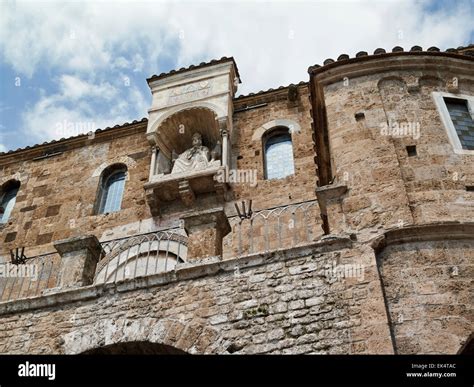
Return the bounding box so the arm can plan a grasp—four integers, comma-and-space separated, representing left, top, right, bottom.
21, 76, 147, 143
0, 143, 7, 153
59, 75, 118, 101
0, 0, 472, 147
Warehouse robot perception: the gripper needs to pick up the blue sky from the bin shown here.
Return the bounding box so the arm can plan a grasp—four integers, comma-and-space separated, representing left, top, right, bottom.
0, 0, 472, 153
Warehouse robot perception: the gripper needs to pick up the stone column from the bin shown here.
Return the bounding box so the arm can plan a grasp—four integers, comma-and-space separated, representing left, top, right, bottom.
315, 184, 348, 235
149, 146, 157, 181
54, 235, 104, 289
218, 118, 229, 168
180, 207, 231, 261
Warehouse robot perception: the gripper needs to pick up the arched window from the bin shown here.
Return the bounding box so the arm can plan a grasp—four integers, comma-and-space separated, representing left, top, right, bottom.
0, 180, 20, 224
263, 127, 295, 180
97, 165, 127, 214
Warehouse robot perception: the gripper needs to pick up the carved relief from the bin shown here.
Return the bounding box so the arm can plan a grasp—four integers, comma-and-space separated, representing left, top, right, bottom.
168, 80, 212, 105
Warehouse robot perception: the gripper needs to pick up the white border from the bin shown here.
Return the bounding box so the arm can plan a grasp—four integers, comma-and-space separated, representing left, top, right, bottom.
432, 91, 474, 155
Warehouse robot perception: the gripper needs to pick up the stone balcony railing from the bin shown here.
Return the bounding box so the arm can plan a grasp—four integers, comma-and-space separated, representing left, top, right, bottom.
0, 199, 323, 303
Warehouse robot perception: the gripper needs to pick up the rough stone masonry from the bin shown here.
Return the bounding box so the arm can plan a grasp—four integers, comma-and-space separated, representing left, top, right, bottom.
0, 46, 473, 354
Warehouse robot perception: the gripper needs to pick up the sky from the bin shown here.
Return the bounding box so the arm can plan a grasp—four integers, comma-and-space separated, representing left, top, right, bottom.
0, 0, 473, 153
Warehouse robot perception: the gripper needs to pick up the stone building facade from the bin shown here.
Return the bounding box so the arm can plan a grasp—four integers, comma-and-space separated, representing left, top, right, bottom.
0, 45, 472, 355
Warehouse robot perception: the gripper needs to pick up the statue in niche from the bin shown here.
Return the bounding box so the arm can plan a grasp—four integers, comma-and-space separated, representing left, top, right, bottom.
171, 132, 221, 174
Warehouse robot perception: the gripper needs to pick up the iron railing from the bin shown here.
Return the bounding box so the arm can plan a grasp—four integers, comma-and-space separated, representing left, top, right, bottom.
0, 200, 323, 302
0, 252, 60, 302
223, 199, 323, 258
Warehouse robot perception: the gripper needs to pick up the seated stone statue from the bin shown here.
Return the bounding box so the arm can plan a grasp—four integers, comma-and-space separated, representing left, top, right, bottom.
171, 132, 217, 174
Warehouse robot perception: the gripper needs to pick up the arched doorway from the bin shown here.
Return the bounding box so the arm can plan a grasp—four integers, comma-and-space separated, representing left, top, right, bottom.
82, 341, 186, 354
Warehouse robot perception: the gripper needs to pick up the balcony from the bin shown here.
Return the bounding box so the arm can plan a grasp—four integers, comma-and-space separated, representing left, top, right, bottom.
0, 199, 323, 303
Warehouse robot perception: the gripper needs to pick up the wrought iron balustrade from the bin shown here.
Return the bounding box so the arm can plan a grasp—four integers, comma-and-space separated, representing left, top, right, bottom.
223, 199, 323, 258
0, 252, 60, 302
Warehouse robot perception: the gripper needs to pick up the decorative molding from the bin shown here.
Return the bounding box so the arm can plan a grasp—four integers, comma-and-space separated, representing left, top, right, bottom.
0, 172, 26, 187
91, 156, 137, 178
252, 119, 301, 141
372, 222, 474, 255
167, 79, 212, 105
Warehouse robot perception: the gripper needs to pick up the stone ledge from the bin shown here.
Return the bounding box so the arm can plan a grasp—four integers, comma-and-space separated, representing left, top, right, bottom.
0, 237, 352, 316
372, 222, 474, 254
54, 235, 103, 256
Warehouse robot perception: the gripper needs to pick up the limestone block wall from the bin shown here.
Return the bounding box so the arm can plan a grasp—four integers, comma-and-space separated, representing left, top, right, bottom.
0, 84, 321, 258
322, 73, 414, 238
377, 72, 474, 225
0, 123, 153, 257
231, 85, 318, 210
314, 54, 474, 240
378, 237, 473, 354
0, 241, 393, 355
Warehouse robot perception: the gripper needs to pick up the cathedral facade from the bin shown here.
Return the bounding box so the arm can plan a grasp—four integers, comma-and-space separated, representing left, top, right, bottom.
0, 45, 473, 354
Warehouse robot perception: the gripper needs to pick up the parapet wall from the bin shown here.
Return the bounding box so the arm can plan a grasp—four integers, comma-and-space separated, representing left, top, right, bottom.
0, 239, 393, 354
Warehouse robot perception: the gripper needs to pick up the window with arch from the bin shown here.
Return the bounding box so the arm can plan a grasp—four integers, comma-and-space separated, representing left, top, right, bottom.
0, 180, 20, 224
263, 127, 295, 180
96, 165, 127, 214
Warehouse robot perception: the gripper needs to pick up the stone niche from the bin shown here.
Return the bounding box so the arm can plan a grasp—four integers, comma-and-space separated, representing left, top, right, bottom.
144, 59, 240, 215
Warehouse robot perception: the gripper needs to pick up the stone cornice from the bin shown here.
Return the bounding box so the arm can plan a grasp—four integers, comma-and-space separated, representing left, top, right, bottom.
147, 56, 241, 84
0, 237, 352, 316
309, 52, 474, 86
372, 222, 474, 255
233, 82, 308, 109
0, 120, 148, 167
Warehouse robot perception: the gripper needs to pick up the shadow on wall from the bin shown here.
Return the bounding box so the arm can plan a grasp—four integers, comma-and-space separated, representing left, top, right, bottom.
81, 341, 187, 354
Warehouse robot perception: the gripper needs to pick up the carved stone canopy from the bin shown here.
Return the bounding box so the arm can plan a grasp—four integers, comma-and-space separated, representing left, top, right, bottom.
151, 107, 221, 160
144, 59, 238, 214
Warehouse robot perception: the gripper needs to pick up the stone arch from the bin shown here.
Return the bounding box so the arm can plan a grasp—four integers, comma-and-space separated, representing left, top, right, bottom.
62, 317, 220, 354
0, 172, 25, 187
92, 157, 137, 178
252, 119, 301, 141
149, 103, 225, 159
82, 341, 186, 354
94, 232, 188, 284
149, 101, 226, 136
0, 178, 21, 193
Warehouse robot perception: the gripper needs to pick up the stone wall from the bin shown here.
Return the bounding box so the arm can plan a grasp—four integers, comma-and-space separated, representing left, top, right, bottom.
0, 240, 394, 354
1, 51, 472, 355
313, 54, 474, 241
0, 123, 153, 257
378, 236, 473, 354
0, 84, 320, 260
231, 85, 318, 210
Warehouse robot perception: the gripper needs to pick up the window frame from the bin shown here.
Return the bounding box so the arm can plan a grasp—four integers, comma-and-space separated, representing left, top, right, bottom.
96, 165, 127, 215
0, 180, 20, 224
432, 91, 474, 155
262, 126, 295, 180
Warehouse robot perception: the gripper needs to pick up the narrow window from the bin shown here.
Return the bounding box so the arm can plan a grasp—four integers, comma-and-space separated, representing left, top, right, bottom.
0, 181, 20, 224
444, 97, 474, 150
406, 145, 417, 157
97, 166, 126, 214
263, 127, 295, 180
